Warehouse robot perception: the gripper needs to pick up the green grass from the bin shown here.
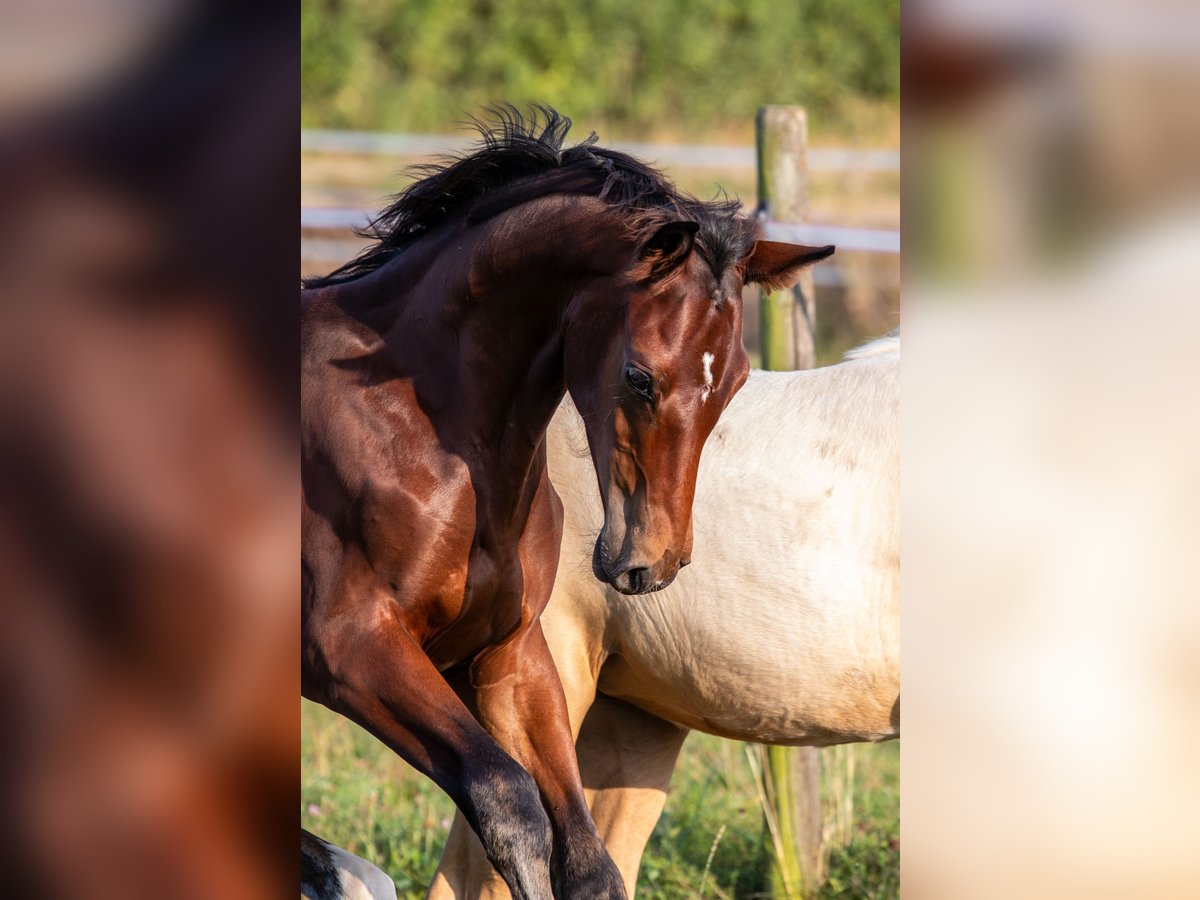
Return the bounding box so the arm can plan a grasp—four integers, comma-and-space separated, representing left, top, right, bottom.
302, 700, 898, 899
302, 700, 455, 896
818, 744, 899, 900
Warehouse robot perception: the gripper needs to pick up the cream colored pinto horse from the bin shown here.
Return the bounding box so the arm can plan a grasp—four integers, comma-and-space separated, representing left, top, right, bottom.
430, 334, 899, 899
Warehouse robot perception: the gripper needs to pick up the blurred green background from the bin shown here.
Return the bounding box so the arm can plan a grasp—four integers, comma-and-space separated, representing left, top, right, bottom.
301, 0, 899, 143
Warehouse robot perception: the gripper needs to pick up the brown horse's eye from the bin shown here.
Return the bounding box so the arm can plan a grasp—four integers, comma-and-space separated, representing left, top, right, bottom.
625, 365, 655, 401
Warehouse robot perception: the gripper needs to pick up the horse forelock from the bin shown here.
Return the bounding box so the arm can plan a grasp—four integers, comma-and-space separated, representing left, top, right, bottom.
626, 200, 761, 285
303, 103, 756, 288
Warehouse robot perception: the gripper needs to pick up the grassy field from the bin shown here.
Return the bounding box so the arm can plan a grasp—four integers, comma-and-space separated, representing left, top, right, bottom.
302, 700, 898, 899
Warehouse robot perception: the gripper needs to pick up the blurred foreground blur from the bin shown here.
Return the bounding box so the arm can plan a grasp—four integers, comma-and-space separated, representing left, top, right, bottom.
904, 2, 1200, 898
0, 3, 296, 897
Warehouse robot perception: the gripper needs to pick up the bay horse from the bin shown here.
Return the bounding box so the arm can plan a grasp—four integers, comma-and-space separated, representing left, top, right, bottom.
430, 334, 899, 897
301, 106, 833, 900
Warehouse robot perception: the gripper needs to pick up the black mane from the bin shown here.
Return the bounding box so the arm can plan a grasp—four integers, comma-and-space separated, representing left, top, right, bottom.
303, 104, 757, 288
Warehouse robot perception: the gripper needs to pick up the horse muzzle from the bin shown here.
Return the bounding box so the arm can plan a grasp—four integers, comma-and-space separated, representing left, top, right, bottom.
592, 538, 681, 595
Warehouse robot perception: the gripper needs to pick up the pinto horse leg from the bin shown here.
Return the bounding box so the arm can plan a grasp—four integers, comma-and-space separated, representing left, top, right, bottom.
314, 617, 554, 900
471, 621, 626, 899
577, 696, 689, 896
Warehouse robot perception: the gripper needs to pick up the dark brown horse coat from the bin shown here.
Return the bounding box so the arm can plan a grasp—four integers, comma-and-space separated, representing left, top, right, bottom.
300, 107, 831, 900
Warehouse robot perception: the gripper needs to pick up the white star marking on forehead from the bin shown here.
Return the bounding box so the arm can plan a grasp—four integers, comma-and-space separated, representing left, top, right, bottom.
701, 352, 715, 402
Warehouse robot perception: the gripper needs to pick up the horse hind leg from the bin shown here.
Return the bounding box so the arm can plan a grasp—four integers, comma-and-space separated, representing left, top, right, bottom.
310, 614, 553, 900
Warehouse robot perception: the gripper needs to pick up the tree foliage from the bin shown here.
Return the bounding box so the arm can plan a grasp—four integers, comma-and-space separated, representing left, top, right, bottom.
301, 0, 899, 137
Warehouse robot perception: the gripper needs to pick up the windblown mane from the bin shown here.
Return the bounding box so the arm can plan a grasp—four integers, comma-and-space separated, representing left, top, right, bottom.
303, 104, 758, 288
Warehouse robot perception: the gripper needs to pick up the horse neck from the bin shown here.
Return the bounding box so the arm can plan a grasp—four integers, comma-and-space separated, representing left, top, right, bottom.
370, 197, 628, 518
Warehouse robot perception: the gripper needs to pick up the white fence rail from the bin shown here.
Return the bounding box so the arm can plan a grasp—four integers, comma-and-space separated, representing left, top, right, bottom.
762, 221, 900, 255
301, 129, 899, 173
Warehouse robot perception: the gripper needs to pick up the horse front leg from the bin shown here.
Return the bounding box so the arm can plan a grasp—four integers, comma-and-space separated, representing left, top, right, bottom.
471, 620, 626, 899
577, 696, 689, 895
309, 612, 554, 900
428, 625, 603, 900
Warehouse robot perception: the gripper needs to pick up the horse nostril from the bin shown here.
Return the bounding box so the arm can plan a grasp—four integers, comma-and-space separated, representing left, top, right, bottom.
623, 566, 651, 593
679, 557, 692, 569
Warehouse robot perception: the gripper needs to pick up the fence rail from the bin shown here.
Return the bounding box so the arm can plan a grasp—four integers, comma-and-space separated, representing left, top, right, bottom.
300, 206, 899, 256
762, 221, 900, 255
301, 129, 899, 173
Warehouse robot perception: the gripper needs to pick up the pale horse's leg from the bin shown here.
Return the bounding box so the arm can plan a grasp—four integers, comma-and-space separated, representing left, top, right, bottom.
575, 695, 689, 896
427, 663, 687, 899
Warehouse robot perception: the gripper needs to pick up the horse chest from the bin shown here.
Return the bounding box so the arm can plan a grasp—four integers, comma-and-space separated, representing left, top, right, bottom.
312, 357, 563, 667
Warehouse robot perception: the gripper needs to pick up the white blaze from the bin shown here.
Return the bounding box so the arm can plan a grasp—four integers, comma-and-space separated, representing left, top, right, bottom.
701, 352, 715, 402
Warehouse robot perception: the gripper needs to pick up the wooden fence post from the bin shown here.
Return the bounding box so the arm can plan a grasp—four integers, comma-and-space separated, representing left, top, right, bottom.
756, 104, 824, 898
756, 105, 816, 370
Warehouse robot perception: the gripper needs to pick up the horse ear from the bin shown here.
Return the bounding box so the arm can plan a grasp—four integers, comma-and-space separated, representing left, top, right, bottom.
744, 241, 835, 290
638, 221, 700, 281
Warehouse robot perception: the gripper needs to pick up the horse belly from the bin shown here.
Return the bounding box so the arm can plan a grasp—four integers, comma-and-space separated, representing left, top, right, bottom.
599, 643, 897, 745
597, 577, 899, 745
